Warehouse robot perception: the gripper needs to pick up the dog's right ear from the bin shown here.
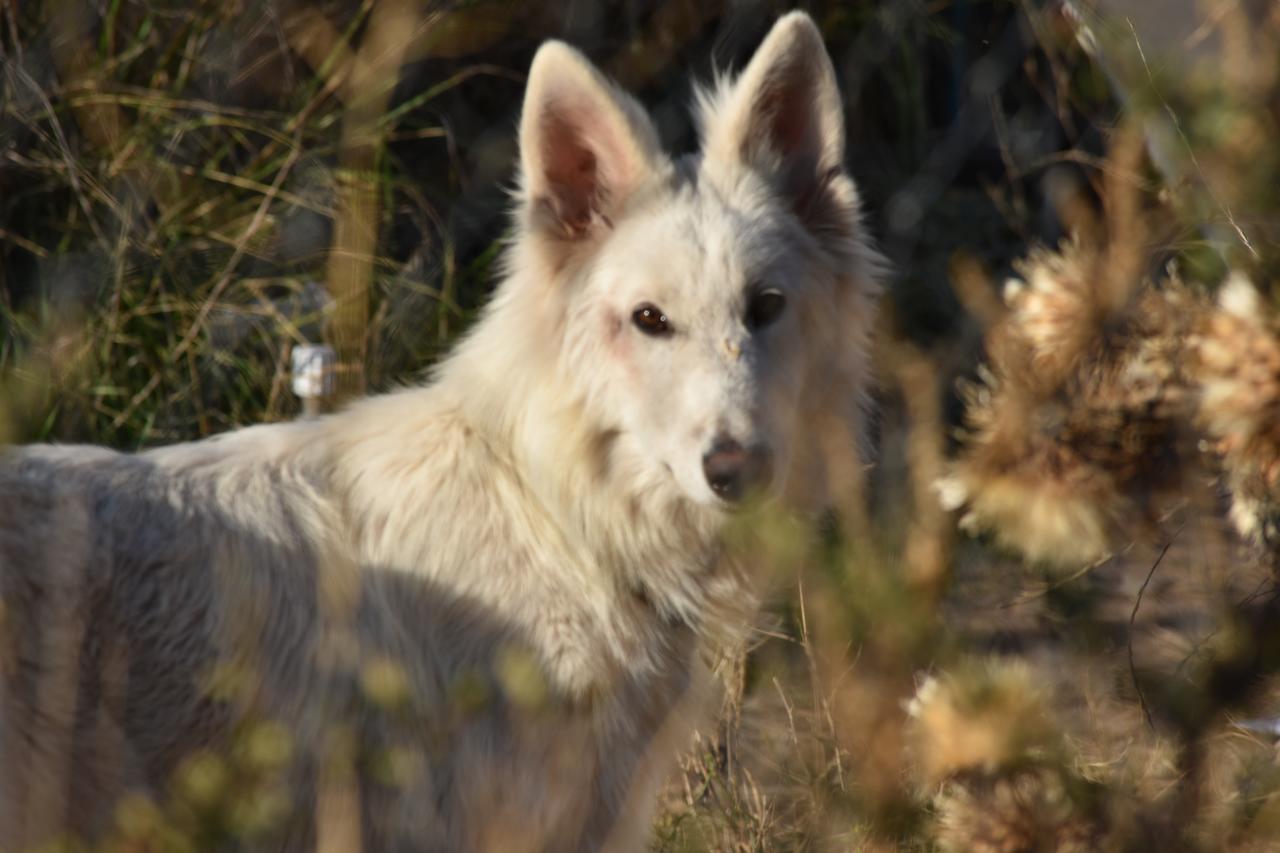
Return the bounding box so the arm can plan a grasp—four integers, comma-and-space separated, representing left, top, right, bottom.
519, 43, 663, 247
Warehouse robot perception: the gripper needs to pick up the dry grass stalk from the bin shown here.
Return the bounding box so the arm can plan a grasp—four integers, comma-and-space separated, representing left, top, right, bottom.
893, 341, 954, 600
307, 0, 425, 400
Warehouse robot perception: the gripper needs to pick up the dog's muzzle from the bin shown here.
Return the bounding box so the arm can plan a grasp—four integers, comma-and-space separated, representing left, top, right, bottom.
702, 436, 774, 503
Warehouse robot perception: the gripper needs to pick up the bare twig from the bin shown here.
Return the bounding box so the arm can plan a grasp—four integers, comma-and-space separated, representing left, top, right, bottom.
1128, 534, 1178, 731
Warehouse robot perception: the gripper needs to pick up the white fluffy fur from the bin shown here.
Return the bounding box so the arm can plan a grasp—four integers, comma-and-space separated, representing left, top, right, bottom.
0, 12, 880, 851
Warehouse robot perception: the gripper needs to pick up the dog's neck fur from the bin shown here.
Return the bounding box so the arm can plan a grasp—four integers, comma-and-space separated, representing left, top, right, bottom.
420, 235, 752, 694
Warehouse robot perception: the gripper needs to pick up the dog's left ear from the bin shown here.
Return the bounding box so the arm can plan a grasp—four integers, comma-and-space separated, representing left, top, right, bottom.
700, 12, 856, 245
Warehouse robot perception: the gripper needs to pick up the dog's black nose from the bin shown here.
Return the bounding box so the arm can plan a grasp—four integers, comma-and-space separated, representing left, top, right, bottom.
702, 438, 774, 502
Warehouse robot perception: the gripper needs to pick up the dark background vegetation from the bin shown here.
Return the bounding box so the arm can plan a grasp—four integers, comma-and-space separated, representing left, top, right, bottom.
4, 0, 1280, 850
0, 0, 1120, 446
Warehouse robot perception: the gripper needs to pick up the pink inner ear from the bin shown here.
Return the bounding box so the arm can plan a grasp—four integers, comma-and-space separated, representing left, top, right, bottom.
742, 66, 851, 239
752, 63, 820, 166
539, 109, 601, 235
760, 79, 811, 156
537, 96, 632, 235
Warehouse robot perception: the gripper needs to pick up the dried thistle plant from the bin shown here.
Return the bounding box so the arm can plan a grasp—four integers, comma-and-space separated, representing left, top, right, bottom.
907, 659, 1106, 853
931, 768, 1102, 853
1189, 274, 1280, 554
939, 243, 1202, 567
907, 659, 1057, 786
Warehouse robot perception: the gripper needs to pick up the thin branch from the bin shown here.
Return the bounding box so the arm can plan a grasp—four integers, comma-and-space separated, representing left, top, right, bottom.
1129, 533, 1179, 731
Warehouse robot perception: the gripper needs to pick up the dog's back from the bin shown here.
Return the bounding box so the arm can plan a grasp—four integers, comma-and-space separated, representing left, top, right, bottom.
0, 434, 335, 845
0, 422, 701, 851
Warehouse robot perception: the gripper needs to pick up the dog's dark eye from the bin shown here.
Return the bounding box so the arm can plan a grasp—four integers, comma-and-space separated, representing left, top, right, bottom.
632, 303, 671, 336
746, 289, 786, 331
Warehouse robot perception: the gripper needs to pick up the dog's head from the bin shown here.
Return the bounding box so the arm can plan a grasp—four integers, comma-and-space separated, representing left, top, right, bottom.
513, 12, 880, 511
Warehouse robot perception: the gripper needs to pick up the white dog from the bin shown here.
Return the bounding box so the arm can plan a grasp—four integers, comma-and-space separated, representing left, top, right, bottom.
0, 11, 880, 851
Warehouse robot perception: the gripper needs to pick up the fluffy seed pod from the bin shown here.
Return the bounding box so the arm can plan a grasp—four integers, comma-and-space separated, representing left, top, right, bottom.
1189, 274, 1280, 552
907, 660, 1056, 786
908, 660, 1105, 853
941, 244, 1202, 567
933, 767, 1103, 853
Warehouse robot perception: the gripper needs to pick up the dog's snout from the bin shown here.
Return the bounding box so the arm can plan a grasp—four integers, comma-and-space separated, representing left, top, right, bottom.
702, 437, 774, 502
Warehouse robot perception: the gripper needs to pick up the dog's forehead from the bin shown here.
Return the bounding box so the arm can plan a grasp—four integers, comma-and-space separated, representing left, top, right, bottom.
604, 171, 795, 305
